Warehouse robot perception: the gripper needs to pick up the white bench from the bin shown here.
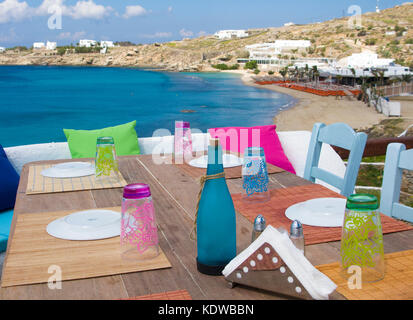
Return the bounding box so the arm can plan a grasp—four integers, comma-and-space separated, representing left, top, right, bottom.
4, 131, 346, 192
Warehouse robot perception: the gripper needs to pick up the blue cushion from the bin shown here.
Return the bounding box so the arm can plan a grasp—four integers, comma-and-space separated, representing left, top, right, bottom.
0, 145, 19, 211
0, 209, 13, 252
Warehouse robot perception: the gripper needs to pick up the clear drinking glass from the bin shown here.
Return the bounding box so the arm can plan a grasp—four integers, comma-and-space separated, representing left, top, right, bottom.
242, 147, 270, 202
95, 136, 120, 183
174, 121, 193, 163
121, 183, 160, 261
340, 194, 385, 283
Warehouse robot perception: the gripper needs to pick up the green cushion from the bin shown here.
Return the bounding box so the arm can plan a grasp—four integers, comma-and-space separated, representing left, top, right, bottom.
63, 121, 140, 158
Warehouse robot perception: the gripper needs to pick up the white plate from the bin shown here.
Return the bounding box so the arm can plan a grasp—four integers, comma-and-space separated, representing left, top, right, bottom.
41, 162, 95, 178
285, 198, 346, 227
188, 154, 243, 168
46, 209, 121, 240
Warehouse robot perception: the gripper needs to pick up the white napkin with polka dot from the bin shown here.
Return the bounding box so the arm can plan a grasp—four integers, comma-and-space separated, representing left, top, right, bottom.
222, 225, 337, 300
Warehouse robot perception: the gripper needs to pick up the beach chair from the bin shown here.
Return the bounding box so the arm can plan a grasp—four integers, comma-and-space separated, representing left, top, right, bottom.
380, 143, 413, 223
304, 123, 367, 197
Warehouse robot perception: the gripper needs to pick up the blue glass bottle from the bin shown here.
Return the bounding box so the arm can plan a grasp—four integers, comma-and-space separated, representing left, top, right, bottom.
197, 139, 237, 275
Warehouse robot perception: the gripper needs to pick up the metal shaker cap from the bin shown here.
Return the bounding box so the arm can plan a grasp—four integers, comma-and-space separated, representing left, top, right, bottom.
290, 220, 303, 237
253, 215, 266, 232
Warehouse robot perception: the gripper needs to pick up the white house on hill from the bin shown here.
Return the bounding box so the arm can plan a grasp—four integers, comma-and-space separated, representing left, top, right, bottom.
0, 47, 5, 53
100, 40, 115, 48
33, 42, 45, 49
214, 30, 249, 40
46, 41, 57, 50
79, 39, 97, 48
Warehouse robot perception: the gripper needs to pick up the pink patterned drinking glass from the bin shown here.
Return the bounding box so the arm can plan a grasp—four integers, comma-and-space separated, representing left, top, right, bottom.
174, 121, 193, 163
121, 183, 160, 261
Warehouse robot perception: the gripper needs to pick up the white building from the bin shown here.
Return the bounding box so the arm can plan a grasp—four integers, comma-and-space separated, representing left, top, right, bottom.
246, 40, 312, 60
319, 51, 412, 78
214, 30, 248, 40
273, 40, 311, 51
46, 41, 57, 50
284, 22, 295, 27
246, 43, 282, 60
33, 42, 45, 49
100, 40, 115, 48
79, 39, 97, 48
0, 47, 5, 53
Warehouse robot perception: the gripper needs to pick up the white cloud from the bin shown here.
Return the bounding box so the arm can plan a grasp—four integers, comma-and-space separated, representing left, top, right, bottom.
67, 0, 113, 20
179, 28, 193, 38
35, 0, 65, 15
143, 32, 172, 39
0, 0, 115, 23
0, 0, 30, 24
122, 5, 146, 19
167, 6, 172, 13
198, 30, 208, 37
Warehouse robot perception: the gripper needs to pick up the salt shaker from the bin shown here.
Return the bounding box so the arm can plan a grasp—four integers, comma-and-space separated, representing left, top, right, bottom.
290, 220, 305, 254
252, 214, 266, 242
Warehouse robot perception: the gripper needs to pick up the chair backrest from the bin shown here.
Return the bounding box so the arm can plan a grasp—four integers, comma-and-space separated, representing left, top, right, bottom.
304, 123, 367, 197
380, 143, 413, 222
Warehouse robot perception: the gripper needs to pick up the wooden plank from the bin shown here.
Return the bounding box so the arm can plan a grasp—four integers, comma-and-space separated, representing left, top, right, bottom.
333, 136, 413, 159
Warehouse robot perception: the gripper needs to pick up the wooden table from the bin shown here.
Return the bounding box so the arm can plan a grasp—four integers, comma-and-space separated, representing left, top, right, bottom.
1, 155, 413, 300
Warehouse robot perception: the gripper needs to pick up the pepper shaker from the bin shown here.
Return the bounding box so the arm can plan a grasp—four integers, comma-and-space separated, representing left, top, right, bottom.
290, 220, 305, 254
252, 215, 266, 242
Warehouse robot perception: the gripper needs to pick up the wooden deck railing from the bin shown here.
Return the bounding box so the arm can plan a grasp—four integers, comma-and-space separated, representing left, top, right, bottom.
333, 136, 413, 160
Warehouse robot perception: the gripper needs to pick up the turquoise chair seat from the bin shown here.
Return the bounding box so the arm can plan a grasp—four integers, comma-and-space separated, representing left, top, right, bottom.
0, 209, 13, 252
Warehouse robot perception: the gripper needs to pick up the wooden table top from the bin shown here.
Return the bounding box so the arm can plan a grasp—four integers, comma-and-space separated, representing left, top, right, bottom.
1, 155, 413, 300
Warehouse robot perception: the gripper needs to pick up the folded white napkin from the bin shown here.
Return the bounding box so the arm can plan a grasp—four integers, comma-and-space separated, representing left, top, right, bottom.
222, 225, 337, 300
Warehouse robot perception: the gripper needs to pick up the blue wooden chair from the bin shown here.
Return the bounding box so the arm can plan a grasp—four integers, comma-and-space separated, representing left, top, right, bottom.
304, 123, 367, 197
380, 143, 413, 222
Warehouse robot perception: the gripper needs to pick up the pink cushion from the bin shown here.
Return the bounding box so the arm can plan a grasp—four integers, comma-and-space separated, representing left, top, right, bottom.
208, 125, 296, 174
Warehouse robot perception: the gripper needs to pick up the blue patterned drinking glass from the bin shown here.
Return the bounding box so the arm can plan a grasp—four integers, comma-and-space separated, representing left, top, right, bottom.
242, 147, 270, 202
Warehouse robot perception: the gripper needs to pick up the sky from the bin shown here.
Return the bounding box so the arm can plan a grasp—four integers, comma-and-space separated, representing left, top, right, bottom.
0, 0, 407, 47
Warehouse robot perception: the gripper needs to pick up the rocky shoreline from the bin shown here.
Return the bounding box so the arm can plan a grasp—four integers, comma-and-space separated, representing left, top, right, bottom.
0, 45, 217, 72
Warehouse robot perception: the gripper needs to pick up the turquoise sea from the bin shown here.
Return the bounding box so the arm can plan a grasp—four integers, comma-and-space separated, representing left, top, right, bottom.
0, 66, 295, 147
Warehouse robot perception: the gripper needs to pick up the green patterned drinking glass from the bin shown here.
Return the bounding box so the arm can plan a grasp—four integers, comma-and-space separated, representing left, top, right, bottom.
95, 136, 120, 183
340, 194, 385, 283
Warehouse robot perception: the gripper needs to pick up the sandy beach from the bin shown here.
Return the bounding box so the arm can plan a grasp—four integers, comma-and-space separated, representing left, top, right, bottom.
234, 70, 389, 132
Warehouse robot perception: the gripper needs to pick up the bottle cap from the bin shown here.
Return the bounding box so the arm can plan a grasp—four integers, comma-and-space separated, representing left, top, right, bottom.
253, 214, 266, 232
123, 183, 151, 199
97, 136, 114, 144
290, 220, 303, 238
346, 194, 379, 210
175, 121, 190, 129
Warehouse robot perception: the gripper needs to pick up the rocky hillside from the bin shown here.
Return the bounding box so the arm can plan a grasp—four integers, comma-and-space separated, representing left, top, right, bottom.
0, 2, 412, 71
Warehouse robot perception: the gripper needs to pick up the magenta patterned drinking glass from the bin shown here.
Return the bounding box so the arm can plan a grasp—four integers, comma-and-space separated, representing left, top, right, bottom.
174, 121, 193, 163
121, 183, 160, 261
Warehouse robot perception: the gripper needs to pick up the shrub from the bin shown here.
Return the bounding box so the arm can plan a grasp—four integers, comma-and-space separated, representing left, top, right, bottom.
212, 63, 239, 70
57, 47, 67, 56
357, 30, 367, 37
365, 38, 377, 46
405, 38, 413, 45
244, 60, 258, 70
75, 46, 101, 54
253, 69, 260, 75
268, 70, 274, 75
